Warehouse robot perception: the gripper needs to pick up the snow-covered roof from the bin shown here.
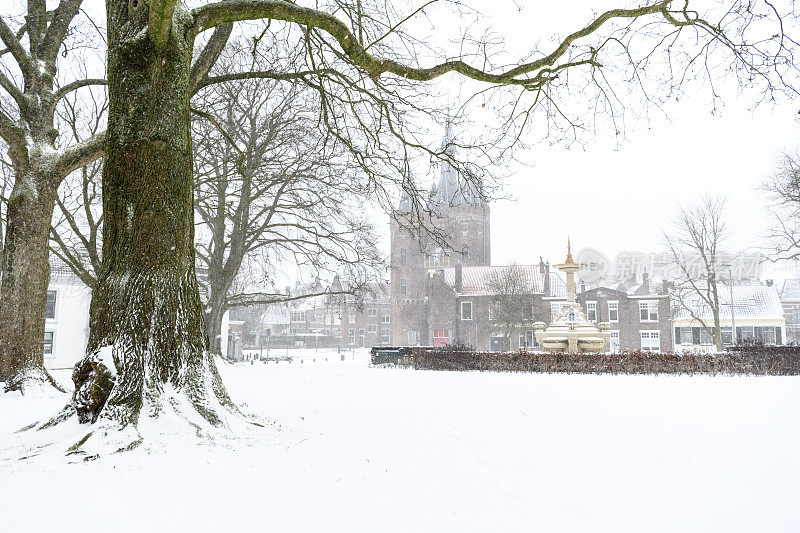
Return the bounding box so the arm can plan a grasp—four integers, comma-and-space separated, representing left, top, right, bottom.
440, 265, 566, 298
780, 279, 800, 300
673, 284, 784, 320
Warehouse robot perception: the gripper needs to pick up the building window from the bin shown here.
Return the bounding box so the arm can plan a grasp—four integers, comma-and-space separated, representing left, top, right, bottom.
461, 243, 469, 260
519, 330, 534, 350
368, 324, 378, 333
43, 331, 54, 355
586, 301, 597, 322
368, 308, 377, 317
721, 327, 733, 346
679, 327, 694, 345
45, 290, 57, 319
551, 302, 563, 322
610, 330, 620, 353
700, 328, 713, 345
400, 279, 407, 296
407, 330, 418, 345
737, 326, 755, 343
639, 300, 658, 322
290, 311, 306, 323
640, 330, 660, 352
433, 329, 449, 347
608, 301, 619, 322
460, 301, 473, 321
380, 328, 390, 344
348, 328, 355, 341
794, 308, 800, 323
381, 309, 390, 323
348, 309, 356, 323
400, 248, 407, 266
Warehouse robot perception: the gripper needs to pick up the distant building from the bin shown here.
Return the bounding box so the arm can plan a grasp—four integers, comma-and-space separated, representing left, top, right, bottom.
390, 123, 491, 346
44, 260, 91, 370
576, 272, 672, 353
779, 279, 800, 345
672, 283, 786, 352
424, 261, 566, 351
229, 277, 391, 356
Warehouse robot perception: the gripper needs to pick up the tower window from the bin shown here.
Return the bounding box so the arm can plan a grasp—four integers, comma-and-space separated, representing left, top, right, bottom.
400, 249, 407, 266
400, 279, 407, 296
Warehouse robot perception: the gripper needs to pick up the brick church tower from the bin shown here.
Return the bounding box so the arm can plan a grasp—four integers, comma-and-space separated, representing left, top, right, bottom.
390, 123, 491, 345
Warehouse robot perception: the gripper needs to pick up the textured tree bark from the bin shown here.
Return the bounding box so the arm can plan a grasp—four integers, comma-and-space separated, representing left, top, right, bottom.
71, 1, 235, 428
0, 173, 61, 390
205, 290, 228, 357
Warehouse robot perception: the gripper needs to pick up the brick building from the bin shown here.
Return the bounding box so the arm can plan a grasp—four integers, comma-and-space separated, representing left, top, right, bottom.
390, 124, 491, 346
576, 273, 672, 352
425, 262, 567, 351
232, 277, 391, 353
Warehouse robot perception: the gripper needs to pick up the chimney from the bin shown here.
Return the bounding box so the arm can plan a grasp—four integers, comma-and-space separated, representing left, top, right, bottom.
642, 270, 649, 287
766, 279, 774, 287
661, 279, 669, 295
455, 264, 463, 294
580, 280, 586, 293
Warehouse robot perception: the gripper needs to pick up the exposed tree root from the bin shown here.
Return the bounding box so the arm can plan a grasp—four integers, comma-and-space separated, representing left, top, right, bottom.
2, 366, 66, 395
7, 352, 258, 461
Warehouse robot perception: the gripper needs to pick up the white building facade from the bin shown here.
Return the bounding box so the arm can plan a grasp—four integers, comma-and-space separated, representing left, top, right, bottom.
672, 284, 786, 352
44, 262, 91, 370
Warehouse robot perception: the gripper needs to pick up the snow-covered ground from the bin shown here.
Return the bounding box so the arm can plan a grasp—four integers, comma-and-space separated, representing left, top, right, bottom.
1, 348, 799, 532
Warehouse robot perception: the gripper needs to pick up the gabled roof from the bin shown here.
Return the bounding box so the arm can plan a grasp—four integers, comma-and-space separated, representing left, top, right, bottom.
780, 279, 800, 300
440, 265, 566, 298
673, 284, 784, 320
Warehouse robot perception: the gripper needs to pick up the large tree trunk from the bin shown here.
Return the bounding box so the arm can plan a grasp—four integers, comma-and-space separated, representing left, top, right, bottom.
69, 3, 236, 430
0, 172, 61, 391
205, 290, 228, 357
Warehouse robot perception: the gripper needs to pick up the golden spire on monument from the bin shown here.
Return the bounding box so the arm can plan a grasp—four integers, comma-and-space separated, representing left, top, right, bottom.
565, 236, 575, 264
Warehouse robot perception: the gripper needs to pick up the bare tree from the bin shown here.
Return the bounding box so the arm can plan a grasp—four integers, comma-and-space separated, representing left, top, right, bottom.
0, 1, 106, 390
192, 50, 383, 355
485, 264, 537, 351
26, 0, 798, 447
763, 151, 800, 263
49, 86, 107, 289
665, 195, 728, 352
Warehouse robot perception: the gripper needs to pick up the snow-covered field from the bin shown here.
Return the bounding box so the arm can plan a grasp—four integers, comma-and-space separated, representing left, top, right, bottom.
2, 349, 799, 532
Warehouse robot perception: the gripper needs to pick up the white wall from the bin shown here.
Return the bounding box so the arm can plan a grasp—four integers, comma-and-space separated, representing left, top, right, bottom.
44, 278, 91, 370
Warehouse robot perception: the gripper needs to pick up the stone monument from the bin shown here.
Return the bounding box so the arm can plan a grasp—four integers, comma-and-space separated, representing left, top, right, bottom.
534, 239, 611, 352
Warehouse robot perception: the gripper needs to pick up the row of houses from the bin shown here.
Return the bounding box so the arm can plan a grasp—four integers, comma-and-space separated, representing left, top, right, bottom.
393, 259, 789, 354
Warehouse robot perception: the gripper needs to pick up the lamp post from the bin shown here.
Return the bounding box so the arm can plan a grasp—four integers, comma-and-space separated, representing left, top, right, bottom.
729, 265, 737, 347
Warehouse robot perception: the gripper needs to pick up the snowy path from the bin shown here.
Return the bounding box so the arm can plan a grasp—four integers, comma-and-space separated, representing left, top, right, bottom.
1, 351, 799, 532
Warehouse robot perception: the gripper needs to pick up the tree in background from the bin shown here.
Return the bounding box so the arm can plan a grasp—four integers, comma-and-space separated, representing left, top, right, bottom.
763, 152, 800, 262
21, 0, 799, 448
485, 264, 536, 351
665, 195, 728, 352
0, 1, 105, 390
192, 50, 383, 355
